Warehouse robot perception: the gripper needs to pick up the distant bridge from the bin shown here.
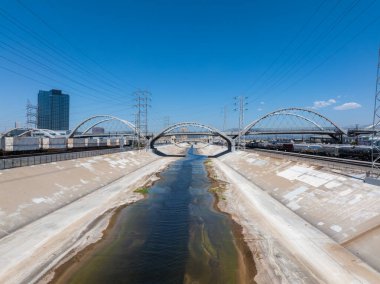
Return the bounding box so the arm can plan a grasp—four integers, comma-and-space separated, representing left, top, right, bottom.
2, 108, 348, 156
150, 122, 234, 156
239, 108, 346, 142
347, 129, 378, 137
158, 132, 219, 136
68, 115, 142, 139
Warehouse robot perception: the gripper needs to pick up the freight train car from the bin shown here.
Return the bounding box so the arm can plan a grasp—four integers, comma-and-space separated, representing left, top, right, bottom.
0, 137, 128, 155
246, 140, 379, 161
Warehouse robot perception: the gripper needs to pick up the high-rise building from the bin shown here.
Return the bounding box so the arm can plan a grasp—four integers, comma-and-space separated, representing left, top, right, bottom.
37, 89, 70, 130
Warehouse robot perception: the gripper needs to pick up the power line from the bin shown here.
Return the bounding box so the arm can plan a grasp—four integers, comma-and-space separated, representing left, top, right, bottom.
0, 8, 136, 102
16, 0, 139, 91
0, 55, 139, 124
242, 0, 328, 97
246, 0, 379, 106
0, 27, 140, 112
0, 26, 131, 103
0, 35, 129, 100
0, 60, 137, 119
0, 43, 127, 104
0, 9, 95, 77
0, 55, 110, 104
0, 7, 145, 122
279, 13, 380, 94
0, 64, 52, 87
247, 0, 343, 99
263, 0, 368, 94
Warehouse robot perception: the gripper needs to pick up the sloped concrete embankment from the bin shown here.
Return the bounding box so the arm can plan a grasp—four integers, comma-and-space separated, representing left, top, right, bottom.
0, 150, 177, 284
209, 149, 380, 283
0, 150, 161, 237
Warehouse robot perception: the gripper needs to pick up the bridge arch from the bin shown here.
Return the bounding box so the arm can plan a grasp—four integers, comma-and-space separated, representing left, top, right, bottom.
150, 122, 233, 152
240, 107, 346, 140
68, 115, 142, 138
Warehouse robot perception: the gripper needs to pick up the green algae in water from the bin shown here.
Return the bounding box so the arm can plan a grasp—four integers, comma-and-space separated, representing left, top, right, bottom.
134, 187, 150, 195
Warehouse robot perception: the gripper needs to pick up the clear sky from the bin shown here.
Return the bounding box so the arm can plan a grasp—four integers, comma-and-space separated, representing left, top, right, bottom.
0, 0, 379, 132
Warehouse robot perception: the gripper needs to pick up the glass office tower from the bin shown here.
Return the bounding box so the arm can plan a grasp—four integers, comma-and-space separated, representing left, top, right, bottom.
37, 89, 70, 130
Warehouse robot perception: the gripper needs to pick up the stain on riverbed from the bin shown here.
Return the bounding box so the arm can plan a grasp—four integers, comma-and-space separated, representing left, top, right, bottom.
50, 148, 256, 283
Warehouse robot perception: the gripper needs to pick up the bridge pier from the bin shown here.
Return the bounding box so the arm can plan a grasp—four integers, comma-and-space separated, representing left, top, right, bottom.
230, 139, 235, 152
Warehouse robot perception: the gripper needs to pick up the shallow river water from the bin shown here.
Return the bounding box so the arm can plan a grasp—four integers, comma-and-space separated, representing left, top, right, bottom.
51, 148, 254, 283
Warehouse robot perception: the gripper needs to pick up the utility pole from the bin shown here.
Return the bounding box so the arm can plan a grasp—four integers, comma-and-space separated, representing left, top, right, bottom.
369, 48, 380, 182
234, 96, 248, 150
134, 90, 151, 148
26, 100, 37, 129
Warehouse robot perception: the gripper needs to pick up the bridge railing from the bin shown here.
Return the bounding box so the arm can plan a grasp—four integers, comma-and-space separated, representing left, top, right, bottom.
247, 126, 340, 132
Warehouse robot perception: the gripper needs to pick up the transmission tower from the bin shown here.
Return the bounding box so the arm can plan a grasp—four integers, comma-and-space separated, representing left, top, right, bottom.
26, 100, 37, 128
222, 105, 228, 132
370, 48, 380, 179
134, 90, 151, 147
163, 116, 170, 129
234, 96, 248, 150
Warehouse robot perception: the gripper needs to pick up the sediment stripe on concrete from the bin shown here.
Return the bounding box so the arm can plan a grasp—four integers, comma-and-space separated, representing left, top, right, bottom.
213, 159, 380, 283
0, 157, 175, 284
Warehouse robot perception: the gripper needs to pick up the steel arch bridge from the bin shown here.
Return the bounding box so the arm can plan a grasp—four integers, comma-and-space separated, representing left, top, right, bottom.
240, 108, 346, 141
68, 115, 143, 139
150, 122, 233, 152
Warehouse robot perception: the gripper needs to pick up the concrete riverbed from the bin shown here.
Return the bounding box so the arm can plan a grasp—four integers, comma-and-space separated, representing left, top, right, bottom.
0, 148, 180, 283
199, 145, 380, 283
48, 147, 255, 283
0, 144, 379, 283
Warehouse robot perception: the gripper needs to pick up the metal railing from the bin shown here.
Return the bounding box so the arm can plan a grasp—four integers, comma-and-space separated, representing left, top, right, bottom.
0, 148, 127, 170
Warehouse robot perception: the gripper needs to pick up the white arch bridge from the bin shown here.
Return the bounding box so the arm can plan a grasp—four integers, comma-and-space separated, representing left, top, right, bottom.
64, 108, 346, 155
149, 122, 234, 156
240, 108, 346, 141
68, 115, 143, 139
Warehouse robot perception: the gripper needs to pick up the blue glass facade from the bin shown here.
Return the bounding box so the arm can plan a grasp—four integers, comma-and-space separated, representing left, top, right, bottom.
37, 89, 70, 130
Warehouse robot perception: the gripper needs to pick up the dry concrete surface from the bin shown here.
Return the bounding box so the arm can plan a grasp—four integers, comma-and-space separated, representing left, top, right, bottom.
198, 145, 380, 283
154, 142, 190, 156
1, 143, 379, 283
0, 147, 179, 284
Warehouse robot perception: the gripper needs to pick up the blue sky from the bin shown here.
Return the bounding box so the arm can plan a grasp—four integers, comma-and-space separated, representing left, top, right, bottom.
0, 0, 379, 132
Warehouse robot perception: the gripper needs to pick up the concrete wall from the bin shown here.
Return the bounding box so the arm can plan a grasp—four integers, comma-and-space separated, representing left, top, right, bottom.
0, 148, 126, 170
